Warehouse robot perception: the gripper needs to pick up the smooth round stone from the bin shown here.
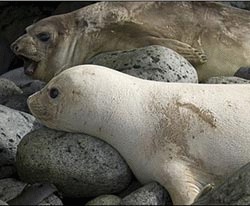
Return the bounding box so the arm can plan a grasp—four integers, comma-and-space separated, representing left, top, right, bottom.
16, 128, 132, 198
0, 200, 8, 205
0, 105, 40, 168
205, 76, 250, 84
87, 45, 198, 83
85, 195, 121, 205
120, 182, 172, 205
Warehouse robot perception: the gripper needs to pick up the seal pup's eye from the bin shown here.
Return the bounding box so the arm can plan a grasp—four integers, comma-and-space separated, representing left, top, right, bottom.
36, 32, 50, 42
49, 88, 59, 99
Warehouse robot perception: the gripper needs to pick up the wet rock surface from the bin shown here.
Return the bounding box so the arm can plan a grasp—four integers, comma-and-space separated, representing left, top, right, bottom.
87, 45, 198, 83
16, 128, 132, 198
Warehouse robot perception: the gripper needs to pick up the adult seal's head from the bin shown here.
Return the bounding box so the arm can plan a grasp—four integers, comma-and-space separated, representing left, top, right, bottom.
12, 2, 250, 82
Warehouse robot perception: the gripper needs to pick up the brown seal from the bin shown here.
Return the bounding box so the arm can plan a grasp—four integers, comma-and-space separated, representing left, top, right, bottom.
11, 2, 250, 82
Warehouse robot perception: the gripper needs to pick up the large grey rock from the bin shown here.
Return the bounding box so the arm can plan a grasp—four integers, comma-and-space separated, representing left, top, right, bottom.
120, 182, 171, 205
85, 195, 122, 205
87, 45, 198, 83
0, 105, 40, 169
16, 128, 132, 198
193, 161, 250, 205
205, 76, 250, 84
0, 178, 62, 205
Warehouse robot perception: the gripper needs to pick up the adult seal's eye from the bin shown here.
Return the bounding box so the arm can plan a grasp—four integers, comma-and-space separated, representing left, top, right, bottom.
49, 88, 59, 99
36, 32, 50, 42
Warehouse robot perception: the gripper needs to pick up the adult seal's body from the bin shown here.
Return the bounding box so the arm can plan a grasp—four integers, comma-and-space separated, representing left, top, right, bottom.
28, 65, 250, 205
11, 2, 250, 82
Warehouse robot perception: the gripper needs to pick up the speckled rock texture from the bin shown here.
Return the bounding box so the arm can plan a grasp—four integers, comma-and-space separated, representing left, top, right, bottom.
85, 195, 122, 205
0, 105, 40, 170
205, 76, 250, 84
87, 45, 198, 83
120, 182, 172, 205
16, 128, 132, 198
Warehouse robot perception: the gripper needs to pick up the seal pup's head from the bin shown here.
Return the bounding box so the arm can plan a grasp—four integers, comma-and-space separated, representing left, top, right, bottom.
27, 64, 134, 134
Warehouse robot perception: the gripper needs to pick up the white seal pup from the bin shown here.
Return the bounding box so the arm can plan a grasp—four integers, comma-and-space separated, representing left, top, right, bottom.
28, 65, 250, 205
11, 2, 250, 82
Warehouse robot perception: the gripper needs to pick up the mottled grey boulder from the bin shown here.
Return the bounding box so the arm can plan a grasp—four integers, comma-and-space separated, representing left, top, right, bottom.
1, 67, 45, 112
85, 195, 121, 205
0, 78, 22, 98
87, 45, 198, 83
205, 76, 250, 84
16, 128, 132, 198
120, 182, 171, 205
0, 178, 62, 205
193, 161, 250, 205
0, 105, 40, 170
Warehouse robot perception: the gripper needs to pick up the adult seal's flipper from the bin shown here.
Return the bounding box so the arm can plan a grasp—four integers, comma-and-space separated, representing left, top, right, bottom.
7, 183, 57, 205
145, 37, 207, 65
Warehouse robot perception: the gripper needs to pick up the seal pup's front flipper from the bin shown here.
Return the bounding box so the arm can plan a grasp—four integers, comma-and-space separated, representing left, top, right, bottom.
162, 160, 215, 205
145, 37, 207, 65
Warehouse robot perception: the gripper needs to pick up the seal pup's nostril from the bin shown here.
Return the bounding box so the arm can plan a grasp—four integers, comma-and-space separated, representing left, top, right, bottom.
11, 42, 19, 53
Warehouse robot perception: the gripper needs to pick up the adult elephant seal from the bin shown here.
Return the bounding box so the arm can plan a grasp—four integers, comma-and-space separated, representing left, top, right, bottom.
11, 2, 250, 82
28, 64, 250, 205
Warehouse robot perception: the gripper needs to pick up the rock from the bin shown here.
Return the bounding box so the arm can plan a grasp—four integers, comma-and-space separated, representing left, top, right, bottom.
85, 195, 121, 205
205, 76, 250, 84
119, 179, 142, 198
1, 67, 45, 92
193, 161, 250, 205
0, 200, 8, 205
234, 67, 250, 80
0, 165, 16, 179
120, 182, 171, 205
87, 45, 198, 83
0, 178, 62, 205
1, 68, 45, 112
0, 105, 41, 168
0, 78, 22, 98
16, 128, 132, 198
0, 178, 26, 202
